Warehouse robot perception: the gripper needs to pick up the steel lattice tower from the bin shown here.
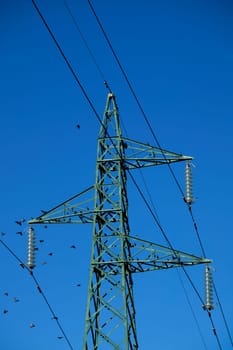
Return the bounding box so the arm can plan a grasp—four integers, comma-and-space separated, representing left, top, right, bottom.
29, 93, 211, 350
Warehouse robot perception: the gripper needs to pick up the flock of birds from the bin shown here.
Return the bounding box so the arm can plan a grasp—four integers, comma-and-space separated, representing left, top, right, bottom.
1, 216, 82, 343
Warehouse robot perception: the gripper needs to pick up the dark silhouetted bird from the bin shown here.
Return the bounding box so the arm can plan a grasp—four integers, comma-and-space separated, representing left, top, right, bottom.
15, 218, 26, 226
29, 323, 35, 328
16, 231, 23, 236
57, 336, 63, 339
48, 252, 53, 256
70, 245, 76, 249
13, 297, 20, 303
76, 284, 81, 287
3, 309, 8, 314
15, 221, 22, 226
4, 292, 9, 296
1, 232, 6, 236
39, 239, 44, 243
76, 124, 80, 129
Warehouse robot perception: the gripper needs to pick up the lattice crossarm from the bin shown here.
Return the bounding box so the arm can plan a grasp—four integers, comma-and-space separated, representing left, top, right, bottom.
121, 137, 192, 169
121, 235, 212, 273
28, 185, 95, 225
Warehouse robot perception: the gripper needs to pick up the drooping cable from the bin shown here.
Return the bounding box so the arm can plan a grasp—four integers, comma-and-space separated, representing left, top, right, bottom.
30, 3, 227, 349
86, 2, 232, 346
86, 0, 184, 197
63, 0, 112, 93
0, 239, 74, 350
86, 0, 206, 255
213, 280, 233, 347
31, 0, 103, 129
176, 269, 208, 350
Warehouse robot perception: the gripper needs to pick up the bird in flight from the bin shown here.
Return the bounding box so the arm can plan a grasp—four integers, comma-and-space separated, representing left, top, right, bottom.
13, 297, 20, 303
15, 218, 26, 226
16, 231, 23, 236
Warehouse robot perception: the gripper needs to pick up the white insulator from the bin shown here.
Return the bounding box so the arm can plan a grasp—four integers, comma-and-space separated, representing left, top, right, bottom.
203, 264, 214, 311
27, 226, 36, 269
184, 161, 194, 205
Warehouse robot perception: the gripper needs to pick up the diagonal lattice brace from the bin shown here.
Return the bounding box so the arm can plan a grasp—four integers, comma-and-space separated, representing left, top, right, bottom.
28, 186, 95, 224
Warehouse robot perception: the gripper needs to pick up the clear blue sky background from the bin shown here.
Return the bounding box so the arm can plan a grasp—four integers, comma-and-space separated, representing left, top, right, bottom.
0, 1, 232, 349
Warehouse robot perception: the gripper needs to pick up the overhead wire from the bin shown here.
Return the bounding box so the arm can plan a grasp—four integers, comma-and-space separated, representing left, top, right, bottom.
0, 239, 74, 350
213, 280, 233, 347
86, 0, 207, 258
86, 1, 232, 347
176, 269, 208, 350
63, 0, 112, 94
30, 1, 228, 349
86, 0, 185, 197
63, 0, 162, 225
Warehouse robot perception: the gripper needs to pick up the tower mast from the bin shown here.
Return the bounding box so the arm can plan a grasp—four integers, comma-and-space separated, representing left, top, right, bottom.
83, 93, 137, 349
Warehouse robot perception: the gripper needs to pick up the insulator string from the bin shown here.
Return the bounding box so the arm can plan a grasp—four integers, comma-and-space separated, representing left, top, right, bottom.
27, 225, 36, 269
203, 264, 214, 311
184, 161, 194, 205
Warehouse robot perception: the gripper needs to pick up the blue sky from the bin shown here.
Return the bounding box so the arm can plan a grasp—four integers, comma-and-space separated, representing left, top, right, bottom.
0, 0, 232, 349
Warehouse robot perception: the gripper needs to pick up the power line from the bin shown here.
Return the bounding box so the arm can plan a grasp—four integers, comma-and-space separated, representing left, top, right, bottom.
85, 2, 232, 347
63, 0, 112, 94
0, 239, 74, 350
31, 0, 103, 128
30, 2, 227, 349
86, 0, 206, 254
176, 269, 208, 350
213, 280, 233, 347
86, 0, 185, 194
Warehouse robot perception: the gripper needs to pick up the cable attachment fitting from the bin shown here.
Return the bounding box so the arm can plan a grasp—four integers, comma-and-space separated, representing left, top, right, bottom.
203, 264, 214, 311
184, 161, 194, 205
27, 225, 36, 270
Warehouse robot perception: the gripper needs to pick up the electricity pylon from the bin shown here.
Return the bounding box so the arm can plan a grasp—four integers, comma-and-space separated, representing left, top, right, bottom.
28, 93, 211, 349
